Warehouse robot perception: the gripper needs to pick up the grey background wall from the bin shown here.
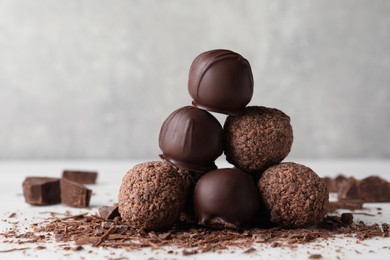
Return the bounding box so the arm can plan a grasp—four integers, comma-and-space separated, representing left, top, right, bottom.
0, 0, 389, 160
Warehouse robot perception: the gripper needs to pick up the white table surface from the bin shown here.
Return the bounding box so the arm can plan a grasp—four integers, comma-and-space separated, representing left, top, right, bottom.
1, 159, 390, 260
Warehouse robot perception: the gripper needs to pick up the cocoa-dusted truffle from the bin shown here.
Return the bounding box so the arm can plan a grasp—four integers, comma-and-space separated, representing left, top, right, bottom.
224, 106, 293, 173
118, 161, 190, 230
194, 168, 260, 229
258, 162, 329, 228
188, 49, 254, 115
159, 106, 223, 172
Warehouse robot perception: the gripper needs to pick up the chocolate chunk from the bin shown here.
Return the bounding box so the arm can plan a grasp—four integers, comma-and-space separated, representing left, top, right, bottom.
359, 176, 390, 202
334, 175, 350, 190
188, 49, 254, 115
62, 170, 98, 184
338, 176, 390, 202
323, 175, 354, 193
323, 177, 338, 193
60, 178, 92, 208
340, 213, 353, 225
98, 206, 120, 220
22, 177, 61, 205
338, 178, 359, 200
328, 199, 364, 212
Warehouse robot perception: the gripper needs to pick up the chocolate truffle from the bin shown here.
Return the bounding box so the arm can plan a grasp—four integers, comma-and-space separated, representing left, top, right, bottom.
223, 106, 293, 173
258, 162, 329, 228
159, 106, 223, 172
194, 168, 260, 229
188, 49, 254, 115
118, 161, 190, 230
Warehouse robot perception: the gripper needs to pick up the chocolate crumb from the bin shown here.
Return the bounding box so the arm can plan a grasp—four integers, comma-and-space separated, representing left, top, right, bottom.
73, 245, 84, 251
340, 213, 353, 225
309, 254, 322, 259
243, 247, 256, 254
182, 249, 198, 255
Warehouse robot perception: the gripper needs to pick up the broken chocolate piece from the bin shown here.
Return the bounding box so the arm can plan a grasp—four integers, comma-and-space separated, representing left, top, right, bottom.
328, 199, 364, 212
323, 175, 353, 193
338, 178, 360, 200
359, 176, 390, 202
98, 206, 120, 220
60, 178, 92, 208
323, 177, 338, 193
338, 176, 390, 202
22, 177, 61, 205
62, 170, 98, 184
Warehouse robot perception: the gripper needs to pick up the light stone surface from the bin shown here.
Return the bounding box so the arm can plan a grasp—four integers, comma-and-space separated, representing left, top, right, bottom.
0, 0, 389, 159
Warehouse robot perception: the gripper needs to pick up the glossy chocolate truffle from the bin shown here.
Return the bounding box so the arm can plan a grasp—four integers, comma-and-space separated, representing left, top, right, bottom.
194, 168, 260, 229
223, 106, 293, 173
118, 161, 190, 230
258, 162, 329, 228
159, 106, 223, 172
188, 49, 254, 115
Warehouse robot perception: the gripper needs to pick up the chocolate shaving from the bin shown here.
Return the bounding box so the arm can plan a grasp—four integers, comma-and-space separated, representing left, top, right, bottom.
243, 247, 256, 254
93, 226, 116, 247
0, 247, 30, 253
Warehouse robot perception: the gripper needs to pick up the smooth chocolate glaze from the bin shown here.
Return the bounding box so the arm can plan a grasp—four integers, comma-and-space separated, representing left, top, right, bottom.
159, 106, 223, 172
188, 49, 254, 115
194, 168, 260, 229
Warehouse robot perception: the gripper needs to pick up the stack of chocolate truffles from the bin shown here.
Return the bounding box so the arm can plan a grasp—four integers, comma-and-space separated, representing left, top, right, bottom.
118, 49, 329, 230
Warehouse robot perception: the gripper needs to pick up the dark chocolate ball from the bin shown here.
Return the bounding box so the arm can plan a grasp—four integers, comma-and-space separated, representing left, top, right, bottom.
258, 162, 329, 228
188, 49, 254, 115
118, 161, 190, 230
194, 168, 260, 229
159, 106, 223, 172
223, 106, 293, 173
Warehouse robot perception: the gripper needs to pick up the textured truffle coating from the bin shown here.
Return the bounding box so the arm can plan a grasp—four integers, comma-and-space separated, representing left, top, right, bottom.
118, 161, 190, 230
224, 106, 293, 173
258, 162, 329, 228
